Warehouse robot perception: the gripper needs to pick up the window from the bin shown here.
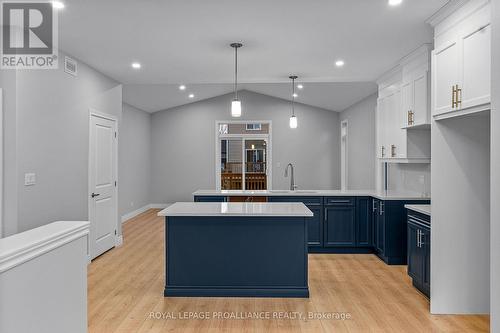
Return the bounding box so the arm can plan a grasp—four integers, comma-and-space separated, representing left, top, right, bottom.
216, 121, 271, 191
246, 123, 262, 131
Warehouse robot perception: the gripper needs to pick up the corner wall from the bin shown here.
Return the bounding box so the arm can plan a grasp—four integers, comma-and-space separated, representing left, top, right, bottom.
339, 94, 377, 190
119, 103, 152, 218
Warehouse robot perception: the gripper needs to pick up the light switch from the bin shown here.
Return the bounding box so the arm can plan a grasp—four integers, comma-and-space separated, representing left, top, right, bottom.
24, 173, 36, 186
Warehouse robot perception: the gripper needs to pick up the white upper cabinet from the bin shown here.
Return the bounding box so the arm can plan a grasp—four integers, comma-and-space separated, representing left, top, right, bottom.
429, 0, 491, 119
376, 48, 431, 164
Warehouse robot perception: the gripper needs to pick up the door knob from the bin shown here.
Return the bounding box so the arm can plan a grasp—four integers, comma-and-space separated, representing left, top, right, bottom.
91, 193, 100, 198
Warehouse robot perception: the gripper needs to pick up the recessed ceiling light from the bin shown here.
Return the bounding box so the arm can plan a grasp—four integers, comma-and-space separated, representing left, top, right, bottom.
188, 93, 195, 98
292, 93, 298, 98
335, 60, 345, 67
388, 0, 402, 6
52, 1, 65, 9
131, 62, 141, 69
179, 85, 186, 90
297, 84, 303, 89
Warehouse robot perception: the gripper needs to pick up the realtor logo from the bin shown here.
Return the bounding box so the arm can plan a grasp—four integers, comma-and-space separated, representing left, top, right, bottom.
1, 1, 58, 69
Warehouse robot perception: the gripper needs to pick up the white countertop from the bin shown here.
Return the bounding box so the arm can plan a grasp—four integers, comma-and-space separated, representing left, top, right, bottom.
158, 202, 313, 217
192, 189, 430, 201
405, 204, 431, 216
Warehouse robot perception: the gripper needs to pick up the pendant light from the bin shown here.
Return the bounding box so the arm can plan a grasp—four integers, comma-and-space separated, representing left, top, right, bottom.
230, 42, 243, 117
289, 75, 298, 128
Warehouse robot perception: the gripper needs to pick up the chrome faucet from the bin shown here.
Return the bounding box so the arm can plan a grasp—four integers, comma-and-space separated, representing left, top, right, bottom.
284, 163, 298, 191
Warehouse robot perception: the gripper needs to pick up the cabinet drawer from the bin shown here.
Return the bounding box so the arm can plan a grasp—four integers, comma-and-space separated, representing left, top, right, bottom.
268, 196, 322, 206
324, 197, 355, 206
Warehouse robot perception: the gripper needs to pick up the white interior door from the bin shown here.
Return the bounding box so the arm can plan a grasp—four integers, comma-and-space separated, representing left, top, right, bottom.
89, 113, 117, 259
0, 89, 3, 238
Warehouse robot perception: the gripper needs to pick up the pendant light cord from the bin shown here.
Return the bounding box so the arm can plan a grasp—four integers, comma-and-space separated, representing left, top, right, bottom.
291, 77, 295, 116
234, 46, 238, 100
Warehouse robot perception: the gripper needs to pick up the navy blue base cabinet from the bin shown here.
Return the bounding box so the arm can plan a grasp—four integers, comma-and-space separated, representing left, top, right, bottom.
407, 211, 430, 298
194, 195, 429, 263
164, 215, 309, 298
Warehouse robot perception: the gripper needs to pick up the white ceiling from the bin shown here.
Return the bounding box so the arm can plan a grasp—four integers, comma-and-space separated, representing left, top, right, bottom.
123, 82, 377, 113
59, 0, 448, 112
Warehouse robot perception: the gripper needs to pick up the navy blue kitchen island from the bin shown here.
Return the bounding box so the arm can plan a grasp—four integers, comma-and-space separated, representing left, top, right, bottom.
158, 202, 313, 298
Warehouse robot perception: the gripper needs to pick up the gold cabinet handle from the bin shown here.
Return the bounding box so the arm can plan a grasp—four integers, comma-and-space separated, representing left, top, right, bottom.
407, 110, 411, 126
452, 85, 456, 108
391, 145, 396, 157
381, 146, 385, 157
456, 85, 462, 108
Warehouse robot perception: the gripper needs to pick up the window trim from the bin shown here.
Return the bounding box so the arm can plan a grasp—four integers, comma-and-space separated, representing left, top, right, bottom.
215, 120, 272, 191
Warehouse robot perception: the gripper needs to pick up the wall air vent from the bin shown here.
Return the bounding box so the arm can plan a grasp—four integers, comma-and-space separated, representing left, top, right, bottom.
64, 56, 78, 76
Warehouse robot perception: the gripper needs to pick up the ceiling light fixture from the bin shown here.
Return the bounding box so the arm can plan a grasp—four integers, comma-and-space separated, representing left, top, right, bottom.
289, 75, 298, 129
188, 93, 195, 99
297, 84, 303, 90
131, 62, 141, 69
52, 1, 65, 9
335, 60, 345, 67
388, 0, 403, 6
179, 85, 186, 90
230, 42, 243, 117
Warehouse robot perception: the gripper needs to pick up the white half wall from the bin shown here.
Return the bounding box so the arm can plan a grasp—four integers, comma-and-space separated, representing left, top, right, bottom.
151, 90, 340, 203
119, 104, 151, 218
490, 0, 499, 329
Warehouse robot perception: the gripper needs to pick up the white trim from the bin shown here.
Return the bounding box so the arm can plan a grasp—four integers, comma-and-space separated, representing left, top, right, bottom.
341, 119, 348, 191
120, 203, 173, 224
0, 221, 89, 274
0, 89, 3, 238
115, 235, 123, 247
215, 120, 272, 191
121, 204, 152, 223
88, 109, 119, 259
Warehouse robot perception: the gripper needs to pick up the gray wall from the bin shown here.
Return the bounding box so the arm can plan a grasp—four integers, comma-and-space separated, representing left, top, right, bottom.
0, 70, 18, 237
339, 94, 377, 190
2, 52, 122, 235
151, 90, 340, 203
491, 0, 499, 329
119, 103, 151, 217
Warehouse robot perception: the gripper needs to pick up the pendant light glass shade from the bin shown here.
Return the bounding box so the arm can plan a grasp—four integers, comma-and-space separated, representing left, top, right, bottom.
289, 115, 298, 128
231, 99, 242, 117
230, 43, 243, 117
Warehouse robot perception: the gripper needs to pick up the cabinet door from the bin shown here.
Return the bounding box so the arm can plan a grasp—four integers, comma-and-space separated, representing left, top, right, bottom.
401, 80, 413, 128
307, 206, 323, 247
422, 227, 431, 295
356, 198, 372, 247
460, 23, 491, 109
372, 200, 379, 248
324, 206, 356, 247
392, 90, 407, 158
407, 223, 423, 281
376, 202, 385, 254
432, 40, 459, 116
412, 71, 429, 126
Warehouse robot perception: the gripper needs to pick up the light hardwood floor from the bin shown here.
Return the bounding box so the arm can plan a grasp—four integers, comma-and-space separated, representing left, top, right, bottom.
88, 209, 489, 333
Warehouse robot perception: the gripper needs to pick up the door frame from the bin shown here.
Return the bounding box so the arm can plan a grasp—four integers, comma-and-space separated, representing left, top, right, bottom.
215, 120, 272, 191
341, 119, 348, 191
88, 109, 119, 259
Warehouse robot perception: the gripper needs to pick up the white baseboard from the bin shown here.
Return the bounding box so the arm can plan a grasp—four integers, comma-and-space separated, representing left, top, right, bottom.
121, 203, 172, 224
115, 235, 123, 247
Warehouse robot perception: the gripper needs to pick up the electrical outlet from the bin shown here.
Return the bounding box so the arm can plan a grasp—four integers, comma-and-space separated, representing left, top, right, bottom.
277, 162, 281, 168
418, 175, 425, 185
24, 173, 36, 186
